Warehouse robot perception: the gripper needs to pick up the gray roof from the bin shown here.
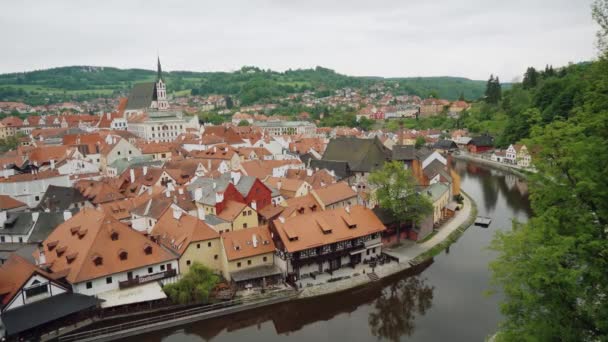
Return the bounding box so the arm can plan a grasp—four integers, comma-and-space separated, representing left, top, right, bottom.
425, 182, 450, 202
322, 137, 391, 172
108, 155, 161, 175
423, 159, 452, 183
204, 214, 228, 226
392, 145, 416, 161
433, 139, 458, 150
2, 293, 101, 336
29, 210, 77, 243
187, 177, 231, 206
233, 176, 256, 197
469, 134, 494, 147
230, 265, 283, 283
309, 159, 350, 180
1, 212, 34, 235
125, 82, 156, 110
37, 185, 88, 211
0, 243, 37, 264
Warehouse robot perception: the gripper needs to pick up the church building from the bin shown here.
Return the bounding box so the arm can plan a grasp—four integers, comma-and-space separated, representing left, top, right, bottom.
124, 58, 170, 115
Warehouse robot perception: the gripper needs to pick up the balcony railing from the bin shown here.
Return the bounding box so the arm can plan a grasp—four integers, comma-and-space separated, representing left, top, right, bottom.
118, 269, 177, 289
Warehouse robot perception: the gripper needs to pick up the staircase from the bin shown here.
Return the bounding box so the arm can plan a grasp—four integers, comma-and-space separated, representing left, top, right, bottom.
367, 272, 380, 282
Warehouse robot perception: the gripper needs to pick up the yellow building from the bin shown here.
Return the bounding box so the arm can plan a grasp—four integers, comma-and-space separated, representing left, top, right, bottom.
219, 226, 282, 288
425, 182, 451, 224
218, 200, 259, 231
151, 209, 222, 273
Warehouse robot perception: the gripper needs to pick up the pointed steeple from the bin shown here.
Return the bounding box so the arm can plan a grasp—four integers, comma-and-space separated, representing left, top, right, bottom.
157, 56, 162, 81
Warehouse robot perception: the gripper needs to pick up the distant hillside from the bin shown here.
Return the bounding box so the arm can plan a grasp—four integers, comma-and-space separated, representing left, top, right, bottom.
0, 65, 489, 106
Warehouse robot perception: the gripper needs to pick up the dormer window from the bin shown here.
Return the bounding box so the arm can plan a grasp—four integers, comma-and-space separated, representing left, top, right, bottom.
119, 250, 128, 260
77, 229, 87, 239
66, 253, 78, 264
93, 255, 103, 266
70, 226, 81, 235
111, 231, 119, 241
144, 244, 153, 255
47, 240, 58, 251
56, 246, 66, 257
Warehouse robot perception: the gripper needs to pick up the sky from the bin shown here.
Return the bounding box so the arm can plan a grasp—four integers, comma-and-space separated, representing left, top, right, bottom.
0, 0, 599, 81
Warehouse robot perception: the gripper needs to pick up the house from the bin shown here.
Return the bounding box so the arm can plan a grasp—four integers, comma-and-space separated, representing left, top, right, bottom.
433, 140, 458, 153
99, 137, 142, 173
271, 206, 385, 283
506, 144, 531, 167
491, 150, 507, 163
467, 134, 494, 154
0, 170, 71, 208
265, 177, 311, 199
217, 200, 259, 231
0, 211, 75, 244
0, 254, 100, 338
151, 210, 221, 274
425, 182, 452, 225
310, 182, 358, 210
130, 198, 176, 233
219, 225, 281, 289
36, 208, 179, 300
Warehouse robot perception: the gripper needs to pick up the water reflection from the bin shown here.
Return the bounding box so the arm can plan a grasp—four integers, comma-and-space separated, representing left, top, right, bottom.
368, 276, 434, 341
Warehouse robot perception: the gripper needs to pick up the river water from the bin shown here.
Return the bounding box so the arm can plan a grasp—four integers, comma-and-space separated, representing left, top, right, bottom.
124, 161, 532, 342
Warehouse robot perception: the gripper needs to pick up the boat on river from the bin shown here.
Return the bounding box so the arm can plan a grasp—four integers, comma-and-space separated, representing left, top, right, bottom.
474, 216, 492, 227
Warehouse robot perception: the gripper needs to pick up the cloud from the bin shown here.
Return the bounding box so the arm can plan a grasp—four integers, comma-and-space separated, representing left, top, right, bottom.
0, 0, 598, 80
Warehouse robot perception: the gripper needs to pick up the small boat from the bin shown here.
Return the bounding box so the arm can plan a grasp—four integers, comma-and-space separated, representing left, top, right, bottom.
475, 216, 492, 227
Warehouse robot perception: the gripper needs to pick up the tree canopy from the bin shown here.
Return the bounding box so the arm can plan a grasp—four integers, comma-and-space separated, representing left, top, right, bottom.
163, 263, 219, 304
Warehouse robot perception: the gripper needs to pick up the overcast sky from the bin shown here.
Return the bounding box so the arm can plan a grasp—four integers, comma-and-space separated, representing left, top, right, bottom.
0, 0, 599, 81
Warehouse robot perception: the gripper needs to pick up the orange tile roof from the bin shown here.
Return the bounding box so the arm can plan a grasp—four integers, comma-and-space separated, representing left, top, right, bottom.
27, 145, 70, 164
221, 225, 275, 261
151, 211, 219, 255
0, 254, 56, 307
0, 195, 27, 210
273, 205, 386, 253
265, 177, 307, 194
74, 179, 125, 204
217, 200, 248, 222
0, 170, 62, 183
312, 182, 357, 206
281, 194, 322, 217
40, 208, 176, 283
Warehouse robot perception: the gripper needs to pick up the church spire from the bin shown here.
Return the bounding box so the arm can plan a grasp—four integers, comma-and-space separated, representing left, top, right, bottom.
157, 56, 162, 81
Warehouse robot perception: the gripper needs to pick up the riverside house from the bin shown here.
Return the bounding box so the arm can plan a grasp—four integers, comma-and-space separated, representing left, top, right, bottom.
271, 205, 385, 283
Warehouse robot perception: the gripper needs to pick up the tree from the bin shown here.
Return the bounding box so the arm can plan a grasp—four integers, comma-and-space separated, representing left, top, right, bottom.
414, 136, 426, 149
369, 161, 434, 244
593, 0, 608, 54
485, 74, 502, 104
163, 263, 219, 304
225, 96, 234, 109
237, 119, 250, 126
522, 67, 539, 89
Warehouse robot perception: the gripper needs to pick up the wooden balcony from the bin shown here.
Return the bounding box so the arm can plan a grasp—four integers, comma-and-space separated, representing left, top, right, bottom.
118, 269, 177, 289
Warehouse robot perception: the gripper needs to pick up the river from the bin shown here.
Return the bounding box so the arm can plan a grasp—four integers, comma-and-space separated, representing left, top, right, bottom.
122, 160, 532, 342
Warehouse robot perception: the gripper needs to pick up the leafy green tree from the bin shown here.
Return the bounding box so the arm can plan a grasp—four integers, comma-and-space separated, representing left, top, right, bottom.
356, 117, 374, 131
369, 161, 433, 244
163, 263, 219, 304
414, 136, 426, 149
237, 119, 250, 126
593, 0, 608, 54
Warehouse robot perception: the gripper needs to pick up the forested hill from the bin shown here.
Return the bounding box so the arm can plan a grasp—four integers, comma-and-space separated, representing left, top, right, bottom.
0, 65, 487, 106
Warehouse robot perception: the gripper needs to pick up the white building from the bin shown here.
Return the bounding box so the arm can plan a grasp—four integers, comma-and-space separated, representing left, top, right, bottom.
253, 121, 316, 137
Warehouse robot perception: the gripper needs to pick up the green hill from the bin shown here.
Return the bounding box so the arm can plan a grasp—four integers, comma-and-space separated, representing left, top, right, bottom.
0, 65, 489, 106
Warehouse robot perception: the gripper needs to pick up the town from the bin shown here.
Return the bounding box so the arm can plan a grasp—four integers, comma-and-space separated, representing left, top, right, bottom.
0, 57, 535, 341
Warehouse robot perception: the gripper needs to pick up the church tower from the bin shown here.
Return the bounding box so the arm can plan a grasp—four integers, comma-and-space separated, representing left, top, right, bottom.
153, 57, 169, 111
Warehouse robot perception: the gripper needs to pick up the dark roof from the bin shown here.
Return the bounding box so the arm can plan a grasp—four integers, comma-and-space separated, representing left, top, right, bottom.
125, 82, 156, 110
1, 212, 34, 235
309, 159, 351, 180
322, 137, 391, 172
230, 265, 283, 283
433, 139, 458, 150
468, 134, 494, 147
423, 159, 452, 182
28, 211, 77, 243
37, 185, 88, 211
299, 152, 318, 167
2, 293, 101, 336
392, 145, 416, 161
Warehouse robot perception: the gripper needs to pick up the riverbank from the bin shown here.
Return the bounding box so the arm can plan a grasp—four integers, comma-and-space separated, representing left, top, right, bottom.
453, 153, 534, 179
298, 191, 476, 298
53, 193, 478, 342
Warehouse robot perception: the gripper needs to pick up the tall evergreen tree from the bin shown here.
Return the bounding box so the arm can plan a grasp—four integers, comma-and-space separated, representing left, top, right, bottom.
522, 67, 539, 89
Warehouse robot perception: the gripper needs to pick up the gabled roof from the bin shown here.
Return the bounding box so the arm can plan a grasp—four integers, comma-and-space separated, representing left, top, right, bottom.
312, 182, 357, 206
131, 198, 172, 219
309, 159, 351, 180
74, 180, 125, 204
217, 200, 248, 222
433, 139, 458, 149
391, 145, 416, 161
151, 211, 219, 255
40, 208, 176, 283
322, 137, 391, 172
125, 82, 156, 110
221, 225, 275, 261
0, 254, 56, 308
37, 185, 88, 211
468, 134, 494, 147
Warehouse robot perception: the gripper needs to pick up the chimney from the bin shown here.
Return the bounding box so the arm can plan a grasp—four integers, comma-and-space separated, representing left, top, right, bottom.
251, 200, 257, 211
178, 188, 184, 195
63, 210, 72, 221
277, 181, 282, 190
172, 208, 183, 220
106, 112, 111, 119
194, 188, 203, 201
38, 250, 46, 265
212, 182, 216, 190
345, 205, 351, 214
166, 190, 171, 198
143, 166, 148, 176
252, 234, 258, 248
197, 206, 206, 220
0, 210, 7, 226
32, 212, 40, 222
278, 216, 285, 223
306, 168, 313, 176
130, 169, 135, 183
231, 171, 241, 185
50, 159, 55, 170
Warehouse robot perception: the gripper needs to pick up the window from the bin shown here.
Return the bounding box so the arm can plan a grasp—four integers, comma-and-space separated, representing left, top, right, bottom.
127, 271, 133, 279
117, 151, 121, 156
106, 277, 112, 284
86, 282, 92, 289
237, 262, 241, 268
186, 260, 191, 266
18, 237, 23, 243
160, 264, 165, 271
35, 196, 40, 201
263, 256, 267, 262
161, 153, 166, 158
25, 283, 48, 298
129, 150, 132, 154
148, 267, 153, 274
208, 242, 211, 247
0, 236, 4, 243
197, 243, 201, 249
214, 254, 218, 260
243, 223, 247, 229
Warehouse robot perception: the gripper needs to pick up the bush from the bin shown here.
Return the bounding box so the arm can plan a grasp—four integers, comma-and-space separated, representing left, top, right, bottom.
163, 263, 219, 304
